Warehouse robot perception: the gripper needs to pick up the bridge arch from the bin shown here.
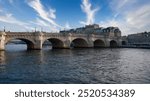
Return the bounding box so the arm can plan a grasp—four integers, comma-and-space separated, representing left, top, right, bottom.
110, 40, 118, 48
43, 38, 64, 49
122, 41, 127, 45
70, 38, 88, 48
6, 38, 35, 50
94, 39, 105, 48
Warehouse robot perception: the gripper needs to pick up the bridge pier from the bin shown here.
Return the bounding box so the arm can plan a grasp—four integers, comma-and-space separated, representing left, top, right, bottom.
0, 32, 6, 51
32, 32, 43, 50
105, 39, 111, 48
32, 40, 43, 50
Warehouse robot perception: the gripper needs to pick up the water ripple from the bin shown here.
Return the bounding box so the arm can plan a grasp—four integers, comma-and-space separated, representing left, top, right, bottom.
0, 45, 150, 84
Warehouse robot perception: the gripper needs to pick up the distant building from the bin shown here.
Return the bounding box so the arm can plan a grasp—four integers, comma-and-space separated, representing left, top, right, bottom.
127, 32, 150, 47
60, 24, 121, 38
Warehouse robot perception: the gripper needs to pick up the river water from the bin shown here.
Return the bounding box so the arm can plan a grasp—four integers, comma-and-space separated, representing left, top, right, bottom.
0, 44, 150, 84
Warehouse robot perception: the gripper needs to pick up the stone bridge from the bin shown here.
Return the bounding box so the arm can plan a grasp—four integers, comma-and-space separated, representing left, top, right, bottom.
0, 31, 122, 50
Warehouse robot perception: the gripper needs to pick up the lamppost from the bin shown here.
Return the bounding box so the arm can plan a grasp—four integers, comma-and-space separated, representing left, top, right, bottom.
4, 26, 5, 32
35, 27, 37, 32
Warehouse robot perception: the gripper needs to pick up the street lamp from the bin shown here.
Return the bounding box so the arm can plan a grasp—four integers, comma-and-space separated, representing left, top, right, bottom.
4, 26, 5, 32
35, 27, 36, 32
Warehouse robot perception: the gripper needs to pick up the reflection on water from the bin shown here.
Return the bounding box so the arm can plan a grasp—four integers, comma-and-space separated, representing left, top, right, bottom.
0, 51, 5, 64
0, 51, 6, 70
0, 44, 150, 84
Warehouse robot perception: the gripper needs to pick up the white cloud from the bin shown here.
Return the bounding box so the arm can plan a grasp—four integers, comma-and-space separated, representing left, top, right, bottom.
27, 0, 61, 30
125, 5, 150, 28
110, 0, 135, 11
30, 18, 59, 32
0, 3, 3, 12
103, 0, 150, 35
48, 9, 56, 19
80, 0, 99, 25
0, 9, 2, 13
65, 22, 71, 30
0, 0, 66, 32
0, 13, 33, 31
0, 13, 22, 24
8, 0, 14, 4
0, 1, 36, 32
29, 18, 49, 27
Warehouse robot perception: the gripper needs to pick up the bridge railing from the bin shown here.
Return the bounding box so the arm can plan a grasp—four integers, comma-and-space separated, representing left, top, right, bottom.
6, 32, 34, 37
5, 32, 113, 39
43, 33, 89, 37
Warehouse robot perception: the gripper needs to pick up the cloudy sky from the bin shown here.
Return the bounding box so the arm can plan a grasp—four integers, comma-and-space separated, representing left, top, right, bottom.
0, 0, 150, 35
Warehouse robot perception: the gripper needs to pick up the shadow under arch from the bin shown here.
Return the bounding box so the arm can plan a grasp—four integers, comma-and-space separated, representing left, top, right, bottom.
43, 38, 64, 49
94, 39, 105, 48
70, 38, 88, 48
110, 40, 118, 48
122, 41, 127, 45
6, 38, 35, 50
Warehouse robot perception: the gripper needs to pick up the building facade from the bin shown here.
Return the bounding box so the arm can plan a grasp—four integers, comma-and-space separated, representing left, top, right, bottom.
60, 24, 121, 38
122, 32, 150, 48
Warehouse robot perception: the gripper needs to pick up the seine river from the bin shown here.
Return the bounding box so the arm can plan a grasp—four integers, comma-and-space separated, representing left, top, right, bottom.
0, 44, 150, 84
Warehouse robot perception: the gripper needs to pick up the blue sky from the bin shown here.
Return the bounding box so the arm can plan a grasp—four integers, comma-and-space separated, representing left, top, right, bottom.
0, 0, 150, 35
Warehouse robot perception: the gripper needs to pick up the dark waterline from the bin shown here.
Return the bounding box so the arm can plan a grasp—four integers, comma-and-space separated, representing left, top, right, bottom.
0, 44, 150, 84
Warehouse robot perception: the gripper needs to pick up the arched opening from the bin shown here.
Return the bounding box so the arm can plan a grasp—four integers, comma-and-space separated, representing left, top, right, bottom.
70, 38, 88, 48
122, 41, 127, 45
110, 40, 118, 48
42, 38, 64, 49
94, 39, 105, 48
6, 38, 34, 51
